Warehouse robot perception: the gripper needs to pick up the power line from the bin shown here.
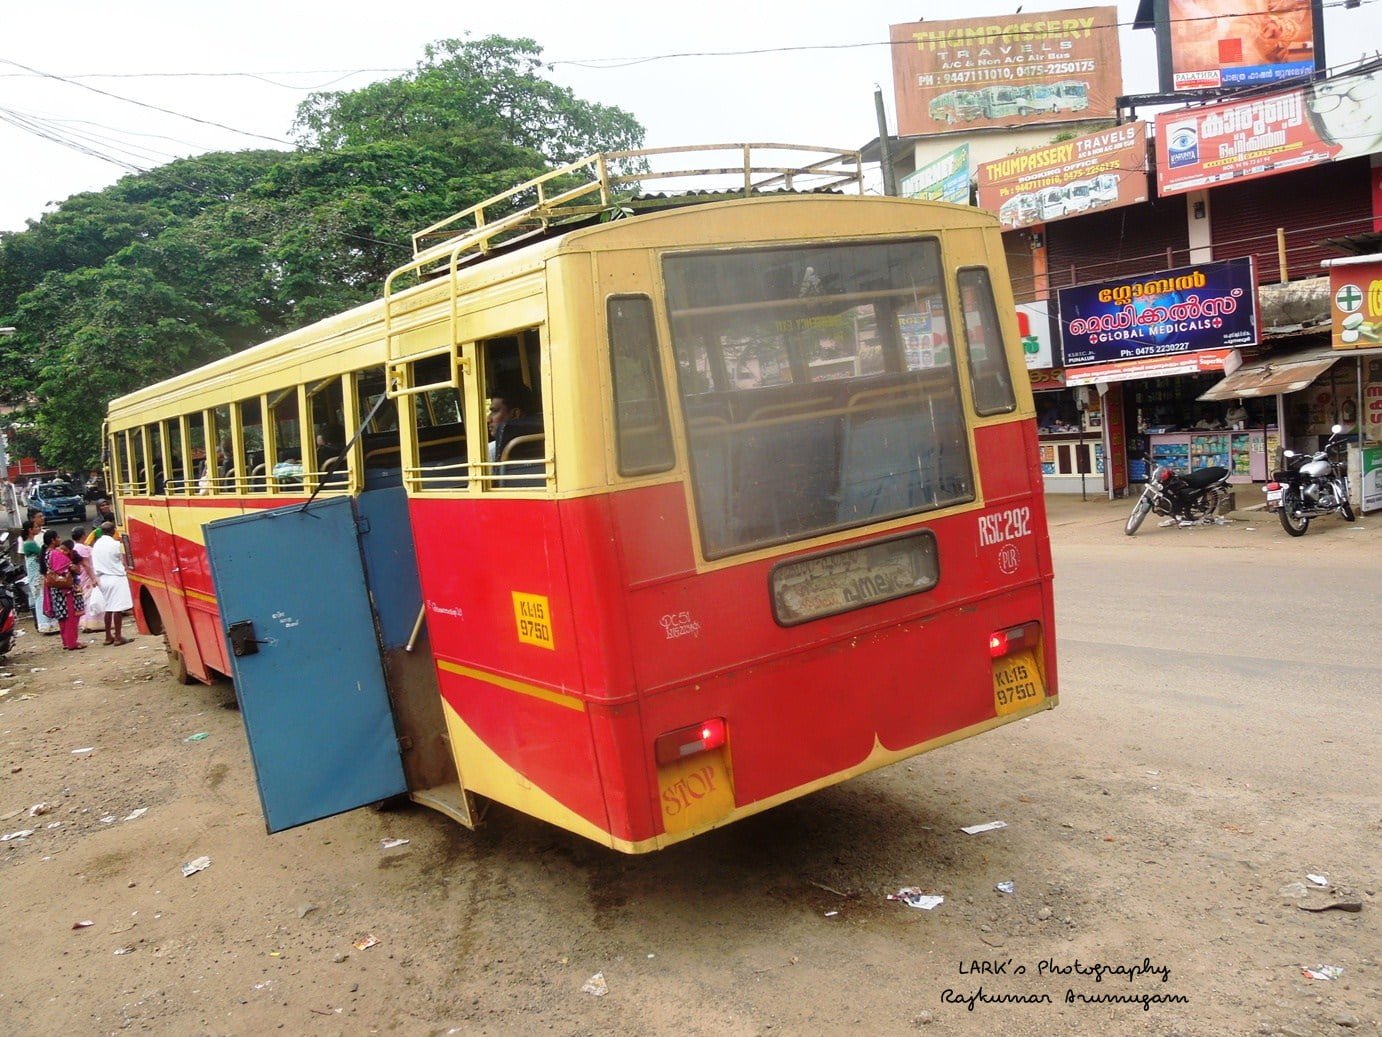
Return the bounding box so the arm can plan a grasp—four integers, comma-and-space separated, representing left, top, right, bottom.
0, 56, 295, 147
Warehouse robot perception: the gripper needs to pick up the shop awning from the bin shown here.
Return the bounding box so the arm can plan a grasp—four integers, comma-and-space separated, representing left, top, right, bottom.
1197, 346, 1342, 401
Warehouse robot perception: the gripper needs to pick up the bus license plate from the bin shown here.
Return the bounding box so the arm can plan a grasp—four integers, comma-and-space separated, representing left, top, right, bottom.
993, 651, 1044, 716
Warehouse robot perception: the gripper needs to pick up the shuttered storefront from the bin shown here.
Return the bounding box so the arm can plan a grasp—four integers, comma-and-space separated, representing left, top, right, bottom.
1046, 193, 1190, 293
1207, 157, 1372, 284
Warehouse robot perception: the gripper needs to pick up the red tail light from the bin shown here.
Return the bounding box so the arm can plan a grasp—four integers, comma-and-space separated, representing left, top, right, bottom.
655, 718, 727, 765
989, 623, 1041, 659
1265, 482, 1281, 491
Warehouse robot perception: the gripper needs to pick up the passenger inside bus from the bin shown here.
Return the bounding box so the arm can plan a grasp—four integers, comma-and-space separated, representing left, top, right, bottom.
486, 384, 536, 462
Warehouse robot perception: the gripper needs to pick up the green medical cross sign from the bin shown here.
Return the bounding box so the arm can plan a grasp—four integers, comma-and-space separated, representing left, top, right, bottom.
1334, 283, 1363, 313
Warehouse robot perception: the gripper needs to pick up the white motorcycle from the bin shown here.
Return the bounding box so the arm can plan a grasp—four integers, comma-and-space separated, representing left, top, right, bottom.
1263, 424, 1355, 537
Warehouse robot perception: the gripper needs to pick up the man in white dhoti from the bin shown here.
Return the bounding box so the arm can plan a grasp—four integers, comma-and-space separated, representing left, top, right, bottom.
91, 522, 134, 645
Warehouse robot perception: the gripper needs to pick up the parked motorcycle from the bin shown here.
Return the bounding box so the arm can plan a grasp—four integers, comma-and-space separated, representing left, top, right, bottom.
1124, 463, 1232, 536
0, 533, 20, 656
1263, 424, 1355, 537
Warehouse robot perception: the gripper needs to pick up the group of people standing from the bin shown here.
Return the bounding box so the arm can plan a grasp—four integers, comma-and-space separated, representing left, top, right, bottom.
19, 514, 133, 651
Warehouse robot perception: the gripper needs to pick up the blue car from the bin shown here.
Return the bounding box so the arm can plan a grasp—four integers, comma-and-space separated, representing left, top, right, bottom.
30, 481, 88, 524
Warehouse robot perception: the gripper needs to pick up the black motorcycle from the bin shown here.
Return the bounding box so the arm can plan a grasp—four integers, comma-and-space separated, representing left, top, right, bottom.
1125, 464, 1232, 536
1264, 424, 1355, 537
0, 534, 21, 656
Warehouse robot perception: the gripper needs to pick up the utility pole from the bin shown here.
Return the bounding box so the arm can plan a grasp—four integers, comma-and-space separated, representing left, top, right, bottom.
874, 86, 897, 197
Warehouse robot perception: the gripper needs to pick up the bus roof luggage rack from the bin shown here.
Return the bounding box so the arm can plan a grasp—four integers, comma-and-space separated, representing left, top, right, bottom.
383, 143, 863, 361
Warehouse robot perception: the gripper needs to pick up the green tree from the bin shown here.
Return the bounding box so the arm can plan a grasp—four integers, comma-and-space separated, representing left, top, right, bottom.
0, 35, 643, 472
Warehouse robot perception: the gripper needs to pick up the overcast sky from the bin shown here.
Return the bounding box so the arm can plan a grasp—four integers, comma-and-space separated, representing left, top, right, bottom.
2, 0, 1379, 233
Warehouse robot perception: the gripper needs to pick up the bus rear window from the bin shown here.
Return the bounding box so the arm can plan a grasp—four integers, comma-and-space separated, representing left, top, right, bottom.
664, 240, 974, 558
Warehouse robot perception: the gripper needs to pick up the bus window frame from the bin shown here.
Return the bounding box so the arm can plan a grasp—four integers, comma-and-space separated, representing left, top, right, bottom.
393, 344, 468, 493
956, 265, 1018, 418
474, 328, 548, 494
607, 294, 676, 478
164, 416, 188, 495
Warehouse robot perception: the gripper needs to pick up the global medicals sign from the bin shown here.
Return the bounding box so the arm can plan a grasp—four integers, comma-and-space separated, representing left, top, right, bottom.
890, 6, 1122, 138
1154, 0, 1325, 93
977, 122, 1148, 230
900, 143, 971, 205
1154, 65, 1382, 197
1058, 257, 1259, 368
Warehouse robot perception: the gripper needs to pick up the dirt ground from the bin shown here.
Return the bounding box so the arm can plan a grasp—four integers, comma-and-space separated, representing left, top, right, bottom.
1, 500, 1377, 1036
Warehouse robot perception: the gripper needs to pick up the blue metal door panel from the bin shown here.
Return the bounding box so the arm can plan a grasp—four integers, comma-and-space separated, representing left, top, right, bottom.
204, 496, 406, 832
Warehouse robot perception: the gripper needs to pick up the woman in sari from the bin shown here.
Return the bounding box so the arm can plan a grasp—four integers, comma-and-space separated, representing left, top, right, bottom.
70, 526, 104, 632
39, 530, 86, 650
22, 515, 59, 635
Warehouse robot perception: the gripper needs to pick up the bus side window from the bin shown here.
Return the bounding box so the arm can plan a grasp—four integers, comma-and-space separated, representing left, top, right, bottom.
236, 397, 266, 493
406, 352, 467, 489
357, 368, 402, 488
608, 295, 674, 476
480, 329, 545, 490
958, 267, 1017, 416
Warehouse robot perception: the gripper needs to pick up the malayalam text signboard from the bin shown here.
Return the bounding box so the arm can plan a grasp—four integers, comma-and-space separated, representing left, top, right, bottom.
1058, 257, 1259, 370
1155, 65, 1382, 196
978, 122, 1148, 230
900, 143, 971, 205
890, 7, 1122, 138
1328, 255, 1382, 350
1155, 0, 1325, 93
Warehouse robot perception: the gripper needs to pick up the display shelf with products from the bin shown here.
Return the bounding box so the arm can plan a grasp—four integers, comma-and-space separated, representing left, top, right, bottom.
1150, 434, 1190, 471
1148, 430, 1267, 481
1191, 433, 1229, 471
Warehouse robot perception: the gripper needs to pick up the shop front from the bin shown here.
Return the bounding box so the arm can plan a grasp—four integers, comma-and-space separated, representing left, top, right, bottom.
1048, 258, 1261, 498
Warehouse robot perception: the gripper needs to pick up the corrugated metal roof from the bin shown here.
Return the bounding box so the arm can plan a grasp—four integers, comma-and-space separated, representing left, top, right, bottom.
1197, 346, 1341, 401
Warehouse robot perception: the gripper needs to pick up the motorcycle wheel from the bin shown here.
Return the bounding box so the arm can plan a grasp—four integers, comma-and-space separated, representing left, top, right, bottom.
1279, 490, 1310, 537
1340, 496, 1356, 522
1124, 493, 1153, 536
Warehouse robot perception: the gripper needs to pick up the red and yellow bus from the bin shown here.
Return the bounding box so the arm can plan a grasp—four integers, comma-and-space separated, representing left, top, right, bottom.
104, 144, 1057, 853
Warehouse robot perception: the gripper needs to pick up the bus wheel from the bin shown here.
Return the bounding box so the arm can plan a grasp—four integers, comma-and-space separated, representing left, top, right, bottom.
164, 634, 195, 685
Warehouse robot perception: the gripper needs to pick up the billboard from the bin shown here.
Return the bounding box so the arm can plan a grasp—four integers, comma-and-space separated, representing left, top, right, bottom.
1058, 257, 1259, 369
1154, 65, 1382, 197
1154, 0, 1325, 93
900, 143, 971, 205
890, 7, 1123, 137
978, 122, 1149, 230
1327, 255, 1382, 350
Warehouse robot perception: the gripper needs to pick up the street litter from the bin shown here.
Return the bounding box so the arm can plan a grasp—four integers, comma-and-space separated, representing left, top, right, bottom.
1301, 965, 1344, 981
123, 808, 148, 822
961, 821, 1007, 835
380, 838, 410, 849
2, 829, 35, 841
1306, 874, 1329, 887
114, 945, 135, 955
582, 971, 609, 996
995, 881, 1015, 895
180, 856, 212, 877
887, 887, 944, 910
183, 732, 209, 743
28, 803, 51, 816
71, 747, 94, 755
824, 910, 839, 917
1299, 901, 1363, 913
72, 920, 94, 929
352, 934, 380, 951
100, 815, 117, 824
